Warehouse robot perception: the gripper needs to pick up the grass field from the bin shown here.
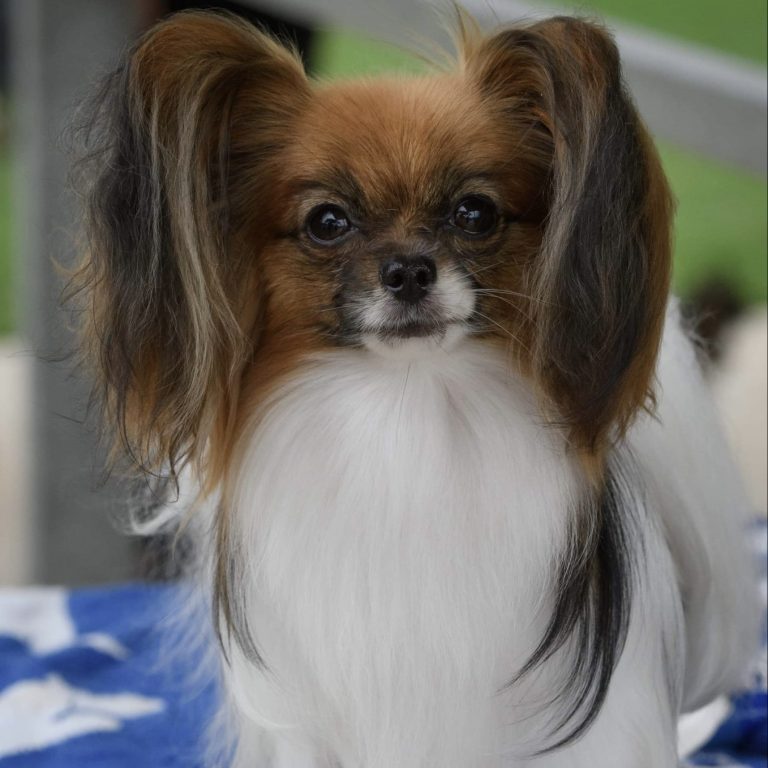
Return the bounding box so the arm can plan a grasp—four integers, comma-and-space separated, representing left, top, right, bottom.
0, 3, 765, 334
566, 0, 766, 63
663, 145, 767, 305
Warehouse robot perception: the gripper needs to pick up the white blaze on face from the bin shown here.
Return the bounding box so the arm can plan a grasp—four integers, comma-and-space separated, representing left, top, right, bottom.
357, 265, 476, 358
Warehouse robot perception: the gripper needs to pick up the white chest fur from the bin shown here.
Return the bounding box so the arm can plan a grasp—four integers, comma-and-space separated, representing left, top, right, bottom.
223, 341, 584, 767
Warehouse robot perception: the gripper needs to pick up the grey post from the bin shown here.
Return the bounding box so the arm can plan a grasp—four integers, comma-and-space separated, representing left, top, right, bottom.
10, 0, 141, 584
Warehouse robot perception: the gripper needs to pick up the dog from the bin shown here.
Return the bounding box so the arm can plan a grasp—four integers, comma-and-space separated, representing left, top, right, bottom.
73, 11, 759, 767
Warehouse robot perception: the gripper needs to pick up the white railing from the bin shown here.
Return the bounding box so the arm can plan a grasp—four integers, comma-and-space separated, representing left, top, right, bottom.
247, 0, 768, 176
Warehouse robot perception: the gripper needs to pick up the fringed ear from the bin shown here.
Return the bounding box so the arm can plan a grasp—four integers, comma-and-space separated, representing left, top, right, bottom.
74, 12, 310, 478
465, 17, 673, 458
464, 18, 671, 751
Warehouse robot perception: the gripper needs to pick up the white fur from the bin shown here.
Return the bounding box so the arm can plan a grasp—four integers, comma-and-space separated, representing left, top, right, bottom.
355, 265, 476, 354
628, 303, 761, 711
224, 340, 579, 767
163, 303, 756, 767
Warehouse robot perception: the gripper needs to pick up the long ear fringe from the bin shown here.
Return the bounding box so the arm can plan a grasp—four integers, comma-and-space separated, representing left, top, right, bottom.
69, 11, 309, 482
505, 455, 638, 752
466, 17, 673, 456
465, 16, 672, 752
531, 19, 673, 454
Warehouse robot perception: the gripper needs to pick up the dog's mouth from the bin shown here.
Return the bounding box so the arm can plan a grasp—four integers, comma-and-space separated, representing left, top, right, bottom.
352, 297, 457, 345
347, 269, 476, 355
375, 320, 448, 340
361, 318, 469, 359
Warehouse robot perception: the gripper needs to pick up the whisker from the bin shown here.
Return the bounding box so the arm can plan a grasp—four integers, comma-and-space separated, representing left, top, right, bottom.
396, 363, 411, 438
315, 303, 363, 315
473, 288, 559, 309
474, 292, 535, 324
474, 288, 530, 299
472, 310, 531, 354
468, 261, 505, 276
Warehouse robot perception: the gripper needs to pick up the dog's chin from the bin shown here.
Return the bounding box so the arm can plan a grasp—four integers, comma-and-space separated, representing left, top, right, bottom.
362, 321, 467, 360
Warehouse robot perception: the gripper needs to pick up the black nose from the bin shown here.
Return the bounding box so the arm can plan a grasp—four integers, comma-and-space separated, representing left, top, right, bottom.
380, 257, 437, 304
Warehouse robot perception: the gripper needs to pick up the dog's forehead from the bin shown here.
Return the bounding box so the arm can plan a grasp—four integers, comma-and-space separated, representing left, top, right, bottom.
289, 76, 505, 208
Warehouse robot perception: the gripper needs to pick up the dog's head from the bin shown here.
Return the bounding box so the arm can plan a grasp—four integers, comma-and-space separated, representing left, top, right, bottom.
75, 12, 672, 481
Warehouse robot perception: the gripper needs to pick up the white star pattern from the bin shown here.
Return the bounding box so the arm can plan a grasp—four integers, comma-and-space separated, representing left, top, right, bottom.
0, 675, 164, 756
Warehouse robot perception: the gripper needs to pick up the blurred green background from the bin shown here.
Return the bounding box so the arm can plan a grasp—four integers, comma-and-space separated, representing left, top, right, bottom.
0, 0, 765, 334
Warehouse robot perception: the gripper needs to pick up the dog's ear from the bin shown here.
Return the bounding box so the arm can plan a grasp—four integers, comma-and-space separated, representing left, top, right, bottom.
75, 12, 310, 477
465, 18, 673, 457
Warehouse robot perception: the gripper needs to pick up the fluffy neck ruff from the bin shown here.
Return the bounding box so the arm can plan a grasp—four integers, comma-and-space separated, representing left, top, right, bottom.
216, 339, 592, 766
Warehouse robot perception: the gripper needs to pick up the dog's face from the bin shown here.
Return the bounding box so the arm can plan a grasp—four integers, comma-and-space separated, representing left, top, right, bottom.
76, 12, 672, 481
260, 76, 549, 356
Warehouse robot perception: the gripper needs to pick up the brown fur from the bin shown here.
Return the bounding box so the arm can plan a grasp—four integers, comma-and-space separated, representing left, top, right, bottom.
73, 12, 311, 483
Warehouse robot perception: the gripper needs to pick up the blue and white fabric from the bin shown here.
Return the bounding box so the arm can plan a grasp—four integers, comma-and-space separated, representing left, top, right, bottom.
0, 523, 765, 767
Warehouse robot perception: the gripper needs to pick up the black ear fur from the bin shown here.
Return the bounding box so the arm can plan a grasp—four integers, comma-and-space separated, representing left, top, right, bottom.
467, 17, 673, 752
505, 456, 639, 752
73, 12, 309, 476
469, 17, 673, 454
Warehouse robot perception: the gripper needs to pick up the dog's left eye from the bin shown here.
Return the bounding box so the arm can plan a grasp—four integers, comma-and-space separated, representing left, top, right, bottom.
306, 205, 353, 243
451, 196, 498, 236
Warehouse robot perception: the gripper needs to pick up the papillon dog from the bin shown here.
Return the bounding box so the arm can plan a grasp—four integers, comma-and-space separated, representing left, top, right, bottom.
73, 11, 759, 767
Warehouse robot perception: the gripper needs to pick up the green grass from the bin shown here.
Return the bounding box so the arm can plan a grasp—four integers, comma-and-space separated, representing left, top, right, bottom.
312, 28, 427, 78
662, 144, 767, 304
311, 1, 767, 74
566, 0, 766, 64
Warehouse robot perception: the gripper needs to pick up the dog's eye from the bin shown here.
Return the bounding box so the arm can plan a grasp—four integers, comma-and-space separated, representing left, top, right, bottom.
451, 196, 497, 236
307, 205, 352, 243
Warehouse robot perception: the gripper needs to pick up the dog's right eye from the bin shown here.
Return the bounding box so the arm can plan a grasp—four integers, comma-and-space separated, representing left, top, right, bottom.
306, 205, 353, 243
450, 196, 498, 236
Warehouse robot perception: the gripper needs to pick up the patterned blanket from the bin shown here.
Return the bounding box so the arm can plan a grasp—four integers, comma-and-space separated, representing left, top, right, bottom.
0, 526, 765, 766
